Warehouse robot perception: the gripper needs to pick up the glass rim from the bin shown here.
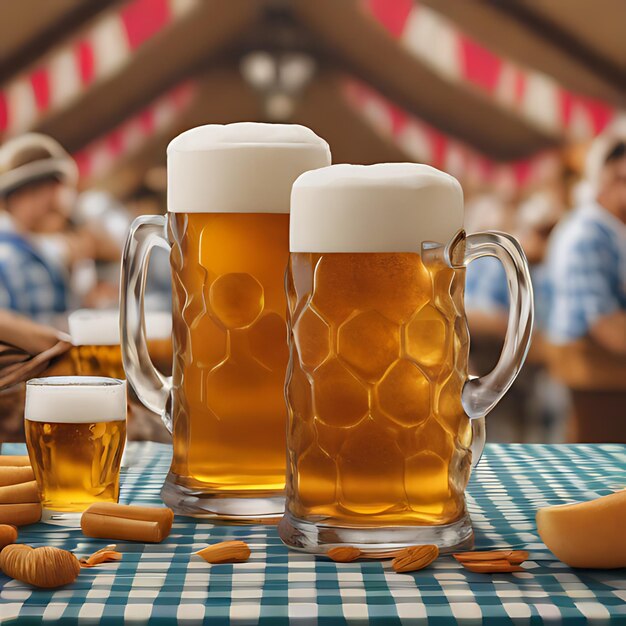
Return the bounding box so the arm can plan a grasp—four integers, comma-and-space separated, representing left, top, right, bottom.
26, 376, 125, 389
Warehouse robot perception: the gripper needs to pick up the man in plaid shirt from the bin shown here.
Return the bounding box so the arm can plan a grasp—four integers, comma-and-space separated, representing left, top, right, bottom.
544, 127, 626, 355
0, 229, 67, 320
0, 134, 76, 321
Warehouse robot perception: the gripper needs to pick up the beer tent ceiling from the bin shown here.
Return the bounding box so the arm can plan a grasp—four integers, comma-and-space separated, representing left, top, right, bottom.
0, 0, 621, 197
0, 0, 120, 83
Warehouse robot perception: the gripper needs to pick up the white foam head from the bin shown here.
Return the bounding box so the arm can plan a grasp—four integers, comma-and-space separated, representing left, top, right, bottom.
167, 122, 331, 214
25, 376, 126, 423
69, 309, 172, 346
290, 163, 464, 252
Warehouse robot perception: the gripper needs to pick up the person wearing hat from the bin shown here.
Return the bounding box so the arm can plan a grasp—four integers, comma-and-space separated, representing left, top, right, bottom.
463, 188, 566, 442
543, 121, 626, 442
544, 123, 626, 354
0, 133, 79, 320
0, 133, 122, 319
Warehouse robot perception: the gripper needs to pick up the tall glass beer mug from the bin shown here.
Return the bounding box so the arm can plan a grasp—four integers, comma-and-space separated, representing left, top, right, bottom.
25, 376, 126, 522
279, 164, 533, 552
121, 123, 331, 519
69, 309, 171, 379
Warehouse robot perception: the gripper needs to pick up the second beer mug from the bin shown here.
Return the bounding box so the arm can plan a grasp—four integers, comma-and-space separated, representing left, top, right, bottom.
121, 123, 330, 518
68, 309, 171, 379
279, 164, 533, 552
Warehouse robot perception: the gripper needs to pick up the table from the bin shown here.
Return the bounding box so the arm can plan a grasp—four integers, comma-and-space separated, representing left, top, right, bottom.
1, 443, 625, 625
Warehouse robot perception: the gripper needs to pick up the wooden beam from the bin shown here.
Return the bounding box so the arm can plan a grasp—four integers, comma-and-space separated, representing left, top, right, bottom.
93, 67, 263, 198
420, 0, 625, 106
519, 0, 626, 75
0, 0, 122, 83
95, 67, 411, 198
294, 72, 411, 165
35, 0, 259, 153
292, 0, 556, 160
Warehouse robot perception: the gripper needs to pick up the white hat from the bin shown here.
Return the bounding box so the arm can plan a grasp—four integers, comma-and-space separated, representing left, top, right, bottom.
0, 133, 78, 198
585, 117, 626, 192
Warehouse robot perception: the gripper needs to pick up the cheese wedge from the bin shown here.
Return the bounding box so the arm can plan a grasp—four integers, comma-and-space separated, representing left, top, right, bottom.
536, 490, 626, 569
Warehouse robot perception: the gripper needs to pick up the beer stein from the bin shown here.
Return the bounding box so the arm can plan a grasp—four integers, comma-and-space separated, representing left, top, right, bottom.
68, 309, 171, 379
121, 123, 330, 519
279, 164, 533, 551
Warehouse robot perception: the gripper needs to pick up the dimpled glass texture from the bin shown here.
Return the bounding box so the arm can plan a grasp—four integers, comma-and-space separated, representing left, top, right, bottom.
168, 213, 289, 494
286, 252, 473, 526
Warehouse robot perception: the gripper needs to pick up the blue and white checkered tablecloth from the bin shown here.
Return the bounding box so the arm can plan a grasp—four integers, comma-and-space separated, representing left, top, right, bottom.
0, 443, 624, 625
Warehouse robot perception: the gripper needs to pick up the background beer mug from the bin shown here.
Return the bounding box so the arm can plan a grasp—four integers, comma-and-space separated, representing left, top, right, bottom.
121, 123, 330, 519
25, 376, 126, 524
279, 164, 533, 552
69, 309, 171, 379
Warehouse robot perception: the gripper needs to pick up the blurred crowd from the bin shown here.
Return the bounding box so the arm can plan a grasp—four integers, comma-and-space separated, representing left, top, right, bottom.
463, 122, 626, 443
0, 126, 624, 444
0, 133, 171, 319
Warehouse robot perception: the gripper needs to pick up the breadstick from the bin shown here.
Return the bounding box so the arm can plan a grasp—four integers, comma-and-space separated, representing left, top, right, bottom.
0, 466, 34, 487
0, 481, 39, 504
0, 503, 42, 526
81, 503, 174, 543
0, 456, 31, 467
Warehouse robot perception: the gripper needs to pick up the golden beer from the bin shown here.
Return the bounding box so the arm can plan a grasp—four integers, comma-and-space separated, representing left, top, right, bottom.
70, 344, 124, 379
26, 419, 126, 511
24, 377, 126, 514
286, 252, 471, 526
169, 212, 289, 491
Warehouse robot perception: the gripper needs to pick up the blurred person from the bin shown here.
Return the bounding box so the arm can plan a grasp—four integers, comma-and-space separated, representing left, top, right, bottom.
544, 123, 626, 442
515, 188, 565, 334
74, 190, 132, 308
465, 189, 563, 340
516, 188, 565, 264
125, 186, 172, 311
515, 188, 569, 442
0, 134, 78, 320
463, 189, 515, 342
464, 185, 566, 442
545, 128, 626, 355
463, 190, 518, 440
0, 134, 123, 319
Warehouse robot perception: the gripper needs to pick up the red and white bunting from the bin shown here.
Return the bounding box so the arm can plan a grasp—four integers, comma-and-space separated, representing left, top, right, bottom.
74, 82, 196, 182
0, 0, 199, 138
342, 78, 562, 189
365, 0, 615, 141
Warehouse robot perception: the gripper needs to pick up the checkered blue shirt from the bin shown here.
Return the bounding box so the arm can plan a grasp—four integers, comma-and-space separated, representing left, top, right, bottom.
0, 231, 67, 320
464, 256, 509, 314
543, 202, 626, 344
465, 255, 549, 332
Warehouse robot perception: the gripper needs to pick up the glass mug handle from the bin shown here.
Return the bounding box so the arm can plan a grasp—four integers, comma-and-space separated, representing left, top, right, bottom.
460, 231, 534, 419
440, 230, 533, 464
120, 215, 173, 431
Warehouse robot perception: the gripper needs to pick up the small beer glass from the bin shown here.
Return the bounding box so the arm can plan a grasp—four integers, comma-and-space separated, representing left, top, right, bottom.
25, 376, 127, 524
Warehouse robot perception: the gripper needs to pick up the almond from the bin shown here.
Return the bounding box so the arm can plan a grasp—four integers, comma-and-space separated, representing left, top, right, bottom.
80, 545, 122, 568
0, 524, 17, 550
196, 540, 250, 564
454, 550, 529, 565
327, 546, 362, 562
392, 544, 439, 573
460, 558, 525, 573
